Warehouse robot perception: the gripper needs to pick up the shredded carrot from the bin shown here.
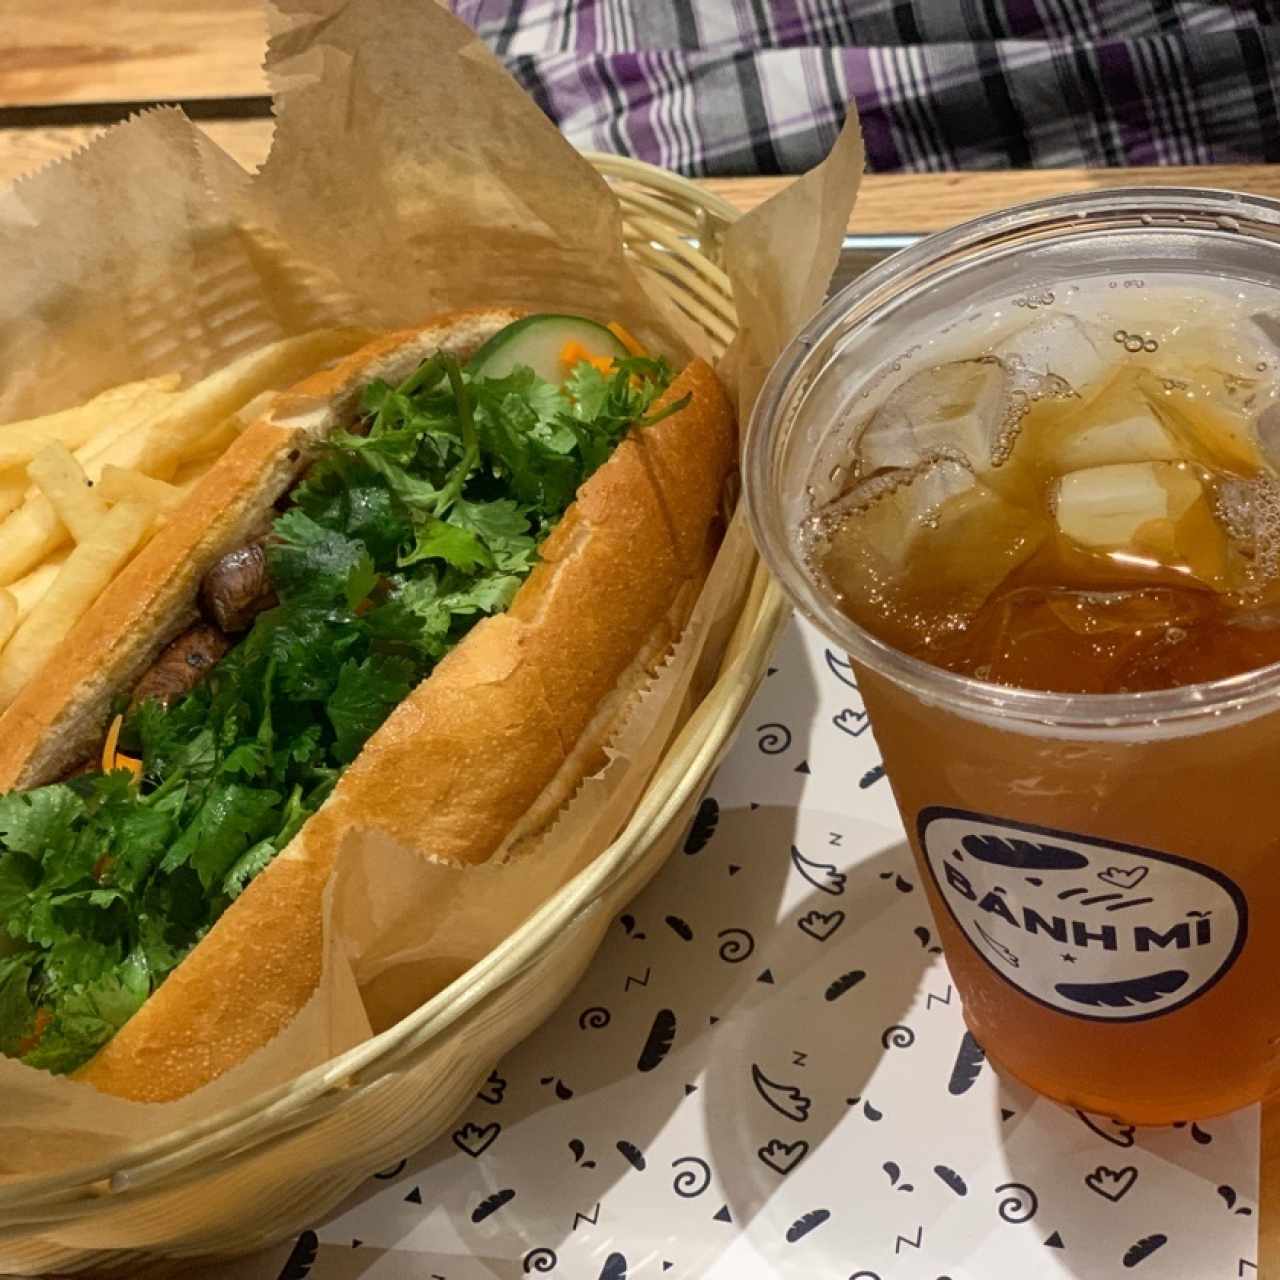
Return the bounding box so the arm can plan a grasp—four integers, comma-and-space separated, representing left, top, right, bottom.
559, 340, 614, 376
101, 712, 142, 778
606, 321, 646, 357
101, 714, 123, 773
17, 1007, 51, 1057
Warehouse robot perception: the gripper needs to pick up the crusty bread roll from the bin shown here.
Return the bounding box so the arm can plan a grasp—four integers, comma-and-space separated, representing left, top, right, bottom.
0, 310, 735, 1101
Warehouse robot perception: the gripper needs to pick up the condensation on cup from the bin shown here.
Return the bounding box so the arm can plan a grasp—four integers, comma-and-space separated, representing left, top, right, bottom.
744, 189, 1280, 1124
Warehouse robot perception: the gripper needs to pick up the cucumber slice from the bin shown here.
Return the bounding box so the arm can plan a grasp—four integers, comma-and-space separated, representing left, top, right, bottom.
468, 314, 630, 384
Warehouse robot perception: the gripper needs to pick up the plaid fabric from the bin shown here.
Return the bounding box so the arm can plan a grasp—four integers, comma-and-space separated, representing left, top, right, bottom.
448, 0, 1280, 175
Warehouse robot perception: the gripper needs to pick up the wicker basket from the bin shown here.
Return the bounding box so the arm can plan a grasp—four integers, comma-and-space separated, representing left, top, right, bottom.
0, 154, 788, 1277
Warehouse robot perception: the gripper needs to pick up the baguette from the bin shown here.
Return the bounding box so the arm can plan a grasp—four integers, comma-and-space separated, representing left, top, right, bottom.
0, 310, 735, 1101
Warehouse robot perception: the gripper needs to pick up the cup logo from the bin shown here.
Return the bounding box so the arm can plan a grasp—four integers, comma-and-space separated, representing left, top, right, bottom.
918, 808, 1247, 1022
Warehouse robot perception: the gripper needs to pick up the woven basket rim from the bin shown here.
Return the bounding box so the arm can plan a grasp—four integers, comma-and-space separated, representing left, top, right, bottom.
0, 154, 783, 1211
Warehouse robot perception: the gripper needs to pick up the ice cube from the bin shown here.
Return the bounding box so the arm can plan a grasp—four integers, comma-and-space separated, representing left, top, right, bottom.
855, 360, 1009, 474
1138, 367, 1264, 473
1054, 461, 1228, 585
1049, 378, 1181, 471
819, 460, 1049, 649
1055, 462, 1196, 548
993, 314, 1117, 397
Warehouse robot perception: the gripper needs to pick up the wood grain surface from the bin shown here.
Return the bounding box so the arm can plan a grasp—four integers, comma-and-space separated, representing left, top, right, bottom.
1, 2, 1277, 1273
0, 0, 268, 105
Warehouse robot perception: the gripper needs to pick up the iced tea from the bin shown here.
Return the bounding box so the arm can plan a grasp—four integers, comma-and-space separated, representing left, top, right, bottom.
745, 193, 1280, 1123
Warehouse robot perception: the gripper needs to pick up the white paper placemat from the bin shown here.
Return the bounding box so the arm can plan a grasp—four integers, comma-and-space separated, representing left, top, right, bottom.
220, 615, 1260, 1280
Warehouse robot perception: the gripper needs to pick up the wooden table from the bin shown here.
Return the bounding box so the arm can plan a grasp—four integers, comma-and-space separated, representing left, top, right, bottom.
3, 2, 1278, 1271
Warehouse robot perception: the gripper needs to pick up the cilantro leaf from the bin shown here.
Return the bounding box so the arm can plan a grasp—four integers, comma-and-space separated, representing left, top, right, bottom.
270, 510, 372, 606
326, 655, 416, 763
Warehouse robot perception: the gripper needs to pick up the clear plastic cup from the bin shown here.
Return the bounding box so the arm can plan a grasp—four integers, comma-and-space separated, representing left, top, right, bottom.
743, 188, 1280, 1123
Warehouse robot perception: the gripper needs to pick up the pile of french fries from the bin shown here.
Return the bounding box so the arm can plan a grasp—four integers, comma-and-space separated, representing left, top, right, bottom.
0, 329, 371, 713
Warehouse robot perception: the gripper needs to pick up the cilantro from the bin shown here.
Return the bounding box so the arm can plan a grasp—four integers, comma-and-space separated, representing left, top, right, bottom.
326, 655, 416, 763
0, 332, 674, 1075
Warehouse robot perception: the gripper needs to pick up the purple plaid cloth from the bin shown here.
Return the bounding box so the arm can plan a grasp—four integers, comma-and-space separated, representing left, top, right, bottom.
448, 0, 1280, 175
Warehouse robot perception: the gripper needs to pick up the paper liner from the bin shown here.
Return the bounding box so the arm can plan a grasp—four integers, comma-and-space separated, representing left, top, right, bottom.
0, 0, 865, 1224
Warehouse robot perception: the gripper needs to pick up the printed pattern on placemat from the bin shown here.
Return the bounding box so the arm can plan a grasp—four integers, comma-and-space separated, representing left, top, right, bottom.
269, 617, 1257, 1280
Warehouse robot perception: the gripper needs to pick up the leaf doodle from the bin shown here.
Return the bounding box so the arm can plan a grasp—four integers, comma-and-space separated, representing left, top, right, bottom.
522, 1248, 558, 1273
618, 914, 645, 940
1085, 1166, 1138, 1203
756, 722, 792, 754
477, 1070, 506, 1105
825, 969, 866, 1002
278, 1230, 319, 1280
616, 1140, 646, 1171
684, 797, 719, 853
1076, 1111, 1136, 1148
664, 915, 693, 941
1055, 970, 1189, 1009
785, 1209, 831, 1243
883, 1161, 901, 1185
598, 1253, 628, 1280
471, 1189, 516, 1223
791, 846, 847, 895
637, 1009, 677, 1072
934, 1165, 968, 1196
671, 1156, 712, 1198
881, 1024, 915, 1049
798, 909, 845, 941
717, 928, 755, 962
962, 834, 1089, 870
452, 1122, 500, 1157
1123, 1235, 1168, 1268
995, 1182, 1039, 1224
913, 926, 943, 955
540, 1076, 574, 1100
825, 648, 859, 689
948, 1032, 986, 1095
751, 1063, 812, 1122
568, 1139, 596, 1169
758, 1138, 809, 1175
578, 1006, 611, 1030
863, 1100, 883, 1121
860, 764, 886, 788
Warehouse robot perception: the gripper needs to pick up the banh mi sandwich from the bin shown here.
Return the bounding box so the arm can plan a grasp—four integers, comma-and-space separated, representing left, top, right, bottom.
0, 309, 734, 1101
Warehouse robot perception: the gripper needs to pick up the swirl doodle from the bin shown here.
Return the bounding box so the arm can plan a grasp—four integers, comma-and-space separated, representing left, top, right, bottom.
578, 1006, 611, 1030
522, 1248, 558, 1273
671, 1156, 713, 1198
880, 1025, 916, 1050
756, 722, 792, 754
717, 928, 755, 963
994, 1182, 1039, 1224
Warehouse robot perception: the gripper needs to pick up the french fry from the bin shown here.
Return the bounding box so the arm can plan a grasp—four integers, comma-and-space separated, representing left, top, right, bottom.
0, 495, 64, 587
0, 331, 369, 587
0, 374, 182, 470
98, 466, 187, 513
0, 499, 156, 711
28, 444, 109, 543
0, 590, 15, 653
0, 389, 182, 584
179, 387, 279, 465
0, 470, 25, 522
140, 329, 372, 474
8, 556, 64, 622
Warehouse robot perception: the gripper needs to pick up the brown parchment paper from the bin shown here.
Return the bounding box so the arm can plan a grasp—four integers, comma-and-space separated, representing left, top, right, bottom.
0, 0, 864, 1198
